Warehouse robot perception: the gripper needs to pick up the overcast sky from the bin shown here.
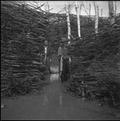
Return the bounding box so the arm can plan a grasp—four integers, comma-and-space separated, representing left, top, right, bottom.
27, 1, 120, 17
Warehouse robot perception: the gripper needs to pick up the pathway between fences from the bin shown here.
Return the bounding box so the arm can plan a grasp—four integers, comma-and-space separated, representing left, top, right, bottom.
1, 55, 120, 120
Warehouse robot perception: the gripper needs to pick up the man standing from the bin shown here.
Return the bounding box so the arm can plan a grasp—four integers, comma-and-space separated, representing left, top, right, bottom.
61, 43, 71, 82
58, 43, 63, 76
58, 38, 71, 83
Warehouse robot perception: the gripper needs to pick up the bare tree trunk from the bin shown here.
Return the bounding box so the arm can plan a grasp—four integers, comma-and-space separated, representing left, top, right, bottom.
94, 2, 99, 34
101, 8, 103, 17
75, 1, 81, 38
65, 2, 71, 43
44, 1, 50, 12
108, 1, 115, 25
114, 1, 117, 16
108, 1, 114, 17
89, 3, 91, 18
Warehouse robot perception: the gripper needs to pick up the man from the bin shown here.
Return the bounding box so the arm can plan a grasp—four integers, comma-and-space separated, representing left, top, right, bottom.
58, 38, 71, 83
58, 43, 63, 76
61, 43, 71, 82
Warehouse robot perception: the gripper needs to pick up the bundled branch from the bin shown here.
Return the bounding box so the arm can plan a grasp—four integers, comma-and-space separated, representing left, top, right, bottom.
66, 25, 120, 107
1, 2, 49, 97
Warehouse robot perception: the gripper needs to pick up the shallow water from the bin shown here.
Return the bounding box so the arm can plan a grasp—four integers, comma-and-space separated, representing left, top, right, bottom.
43, 72, 63, 106
50, 73, 60, 82
2, 65, 118, 119
1, 73, 118, 120
50, 66, 59, 73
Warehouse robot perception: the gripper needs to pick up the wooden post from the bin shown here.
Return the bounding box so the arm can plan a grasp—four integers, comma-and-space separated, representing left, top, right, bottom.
82, 80, 85, 100
44, 40, 48, 64
44, 47, 47, 64
75, 1, 81, 38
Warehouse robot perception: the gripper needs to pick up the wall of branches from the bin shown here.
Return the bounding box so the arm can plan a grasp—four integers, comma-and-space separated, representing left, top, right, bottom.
1, 2, 49, 96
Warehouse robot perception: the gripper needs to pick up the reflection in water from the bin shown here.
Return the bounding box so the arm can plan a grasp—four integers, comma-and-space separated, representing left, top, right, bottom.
50, 66, 59, 73
43, 73, 63, 106
50, 73, 60, 82
1, 104, 4, 109
59, 95, 62, 105
43, 95, 48, 106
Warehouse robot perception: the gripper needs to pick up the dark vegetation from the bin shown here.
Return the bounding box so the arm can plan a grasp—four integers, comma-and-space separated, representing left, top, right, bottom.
1, 2, 49, 97
66, 23, 120, 108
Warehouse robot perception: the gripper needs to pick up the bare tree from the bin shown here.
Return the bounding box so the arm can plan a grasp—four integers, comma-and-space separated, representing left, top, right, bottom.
101, 8, 103, 17
82, 2, 89, 16
94, 2, 99, 34
65, 2, 71, 43
44, 1, 49, 12
89, 3, 91, 18
114, 1, 117, 16
75, 1, 81, 38
108, 1, 115, 25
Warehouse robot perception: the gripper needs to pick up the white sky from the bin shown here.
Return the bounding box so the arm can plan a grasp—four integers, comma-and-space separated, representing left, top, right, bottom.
27, 1, 120, 17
